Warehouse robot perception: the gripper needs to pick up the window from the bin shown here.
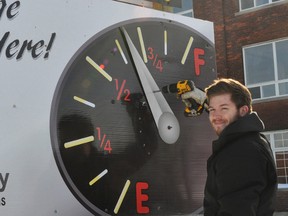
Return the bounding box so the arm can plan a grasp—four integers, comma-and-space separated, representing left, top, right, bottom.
114, 0, 194, 17
174, 0, 194, 17
264, 130, 288, 188
243, 38, 288, 100
239, 0, 282, 11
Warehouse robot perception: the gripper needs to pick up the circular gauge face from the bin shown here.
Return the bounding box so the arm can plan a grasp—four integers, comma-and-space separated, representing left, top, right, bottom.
50, 17, 216, 216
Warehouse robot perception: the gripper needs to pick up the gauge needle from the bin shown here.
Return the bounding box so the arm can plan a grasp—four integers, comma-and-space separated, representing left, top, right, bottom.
121, 27, 180, 144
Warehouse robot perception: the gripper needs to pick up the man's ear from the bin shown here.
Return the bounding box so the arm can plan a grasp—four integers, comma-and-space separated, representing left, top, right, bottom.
239, 105, 249, 117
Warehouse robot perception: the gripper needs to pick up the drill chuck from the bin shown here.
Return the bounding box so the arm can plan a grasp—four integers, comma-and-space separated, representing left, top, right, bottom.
162, 83, 178, 94
162, 80, 194, 95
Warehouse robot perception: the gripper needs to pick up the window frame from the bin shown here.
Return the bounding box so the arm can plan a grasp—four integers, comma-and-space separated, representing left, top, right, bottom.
263, 130, 288, 189
243, 38, 288, 101
239, 0, 284, 11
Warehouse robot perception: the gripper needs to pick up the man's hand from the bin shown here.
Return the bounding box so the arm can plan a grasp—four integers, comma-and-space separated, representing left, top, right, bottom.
181, 87, 208, 117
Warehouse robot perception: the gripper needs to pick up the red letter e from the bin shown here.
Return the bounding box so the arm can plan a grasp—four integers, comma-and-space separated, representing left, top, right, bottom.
136, 182, 149, 214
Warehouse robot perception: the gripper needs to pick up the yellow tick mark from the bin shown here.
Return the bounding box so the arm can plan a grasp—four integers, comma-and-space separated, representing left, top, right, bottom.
181, 36, 194, 65
115, 39, 128, 64
64, 136, 94, 149
164, 30, 167, 55
114, 180, 131, 214
86, 56, 112, 81
89, 169, 108, 186
137, 27, 147, 63
73, 96, 95, 108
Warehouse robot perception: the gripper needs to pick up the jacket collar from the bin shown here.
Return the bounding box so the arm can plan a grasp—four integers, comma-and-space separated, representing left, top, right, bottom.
212, 112, 265, 153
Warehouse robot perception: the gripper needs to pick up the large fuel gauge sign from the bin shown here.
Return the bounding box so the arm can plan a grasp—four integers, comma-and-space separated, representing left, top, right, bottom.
50, 18, 215, 216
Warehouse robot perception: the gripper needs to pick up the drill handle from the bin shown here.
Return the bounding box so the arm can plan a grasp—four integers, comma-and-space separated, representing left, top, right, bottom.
183, 98, 206, 117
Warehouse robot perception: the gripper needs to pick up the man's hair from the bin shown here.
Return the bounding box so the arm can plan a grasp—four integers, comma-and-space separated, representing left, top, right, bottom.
205, 78, 252, 112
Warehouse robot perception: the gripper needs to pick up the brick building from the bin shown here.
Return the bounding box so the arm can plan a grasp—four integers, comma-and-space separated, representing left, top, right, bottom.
193, 0, 288, 211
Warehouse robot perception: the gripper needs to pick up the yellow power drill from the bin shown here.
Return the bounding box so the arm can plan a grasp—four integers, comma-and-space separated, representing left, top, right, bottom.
162, 80, 207, 117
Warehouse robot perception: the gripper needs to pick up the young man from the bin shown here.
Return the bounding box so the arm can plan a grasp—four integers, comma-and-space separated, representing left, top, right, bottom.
183, 78, 277, 216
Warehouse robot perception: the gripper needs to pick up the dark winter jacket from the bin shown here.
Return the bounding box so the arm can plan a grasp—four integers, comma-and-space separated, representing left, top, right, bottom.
204, 112, 277, 216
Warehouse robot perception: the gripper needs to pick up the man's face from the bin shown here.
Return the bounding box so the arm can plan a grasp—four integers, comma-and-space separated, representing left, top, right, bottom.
208, 93, 240, 136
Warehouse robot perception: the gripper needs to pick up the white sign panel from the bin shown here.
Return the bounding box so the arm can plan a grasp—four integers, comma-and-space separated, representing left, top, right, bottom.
0, 0, 215, 215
